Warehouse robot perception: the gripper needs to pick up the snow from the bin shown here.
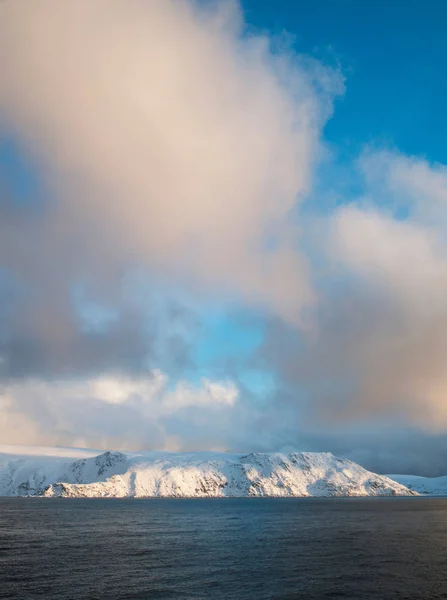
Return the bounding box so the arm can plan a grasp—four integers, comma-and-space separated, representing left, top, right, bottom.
387, 474, 447, 496
0, 445, 416, 498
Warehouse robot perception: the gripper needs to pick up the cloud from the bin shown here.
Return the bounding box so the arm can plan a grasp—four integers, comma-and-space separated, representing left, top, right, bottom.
261, 150, 447, 449
327, 154, 447, 427
0, 0, 341, 325
0, 370, 242, 450
0, 0, 344, 461
4, 1, 447, 476
0, 269, 200, 380
358, 150, 447, 227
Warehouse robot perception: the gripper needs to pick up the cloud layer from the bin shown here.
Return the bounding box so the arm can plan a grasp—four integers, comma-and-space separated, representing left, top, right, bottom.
260, 149, 447, 472
2, 1, 447, 475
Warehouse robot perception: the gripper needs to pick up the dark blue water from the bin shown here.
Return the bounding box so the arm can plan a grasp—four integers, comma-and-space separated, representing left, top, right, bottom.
1, 498, 447, 599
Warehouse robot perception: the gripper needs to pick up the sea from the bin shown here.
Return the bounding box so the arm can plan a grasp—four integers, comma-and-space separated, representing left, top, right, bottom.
1, 497, 447, 600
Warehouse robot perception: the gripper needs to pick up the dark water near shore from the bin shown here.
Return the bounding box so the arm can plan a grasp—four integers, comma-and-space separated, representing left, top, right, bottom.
1, 498, 447, 600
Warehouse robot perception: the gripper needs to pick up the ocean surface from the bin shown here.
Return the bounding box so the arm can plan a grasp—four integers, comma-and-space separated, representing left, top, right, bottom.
1, 498, 447, 600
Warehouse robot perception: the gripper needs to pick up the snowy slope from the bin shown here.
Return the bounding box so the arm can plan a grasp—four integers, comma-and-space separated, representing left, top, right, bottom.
0, 445, 415, 497
0, 445, 102, 496
387, 474, 447, 496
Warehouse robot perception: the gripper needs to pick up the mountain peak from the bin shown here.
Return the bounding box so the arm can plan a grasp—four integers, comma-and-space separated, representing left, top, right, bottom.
0, 446, 416, 498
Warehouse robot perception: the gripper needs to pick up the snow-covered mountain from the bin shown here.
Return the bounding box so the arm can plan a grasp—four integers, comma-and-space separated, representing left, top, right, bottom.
0, 445, 415, 497
387, 473, 447, 496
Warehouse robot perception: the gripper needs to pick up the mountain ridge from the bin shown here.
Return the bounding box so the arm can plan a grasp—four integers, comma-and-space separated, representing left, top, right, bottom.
0, 445, 416, 498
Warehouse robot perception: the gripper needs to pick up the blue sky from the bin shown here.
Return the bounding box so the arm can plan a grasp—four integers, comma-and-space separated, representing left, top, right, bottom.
243, 0, 447, 164
2, 0, 447, 473
0, 137, 43, 208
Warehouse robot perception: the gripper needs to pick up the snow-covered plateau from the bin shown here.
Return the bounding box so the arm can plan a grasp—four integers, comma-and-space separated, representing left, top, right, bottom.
386, 474, 447, 496
0, 445, 416, 497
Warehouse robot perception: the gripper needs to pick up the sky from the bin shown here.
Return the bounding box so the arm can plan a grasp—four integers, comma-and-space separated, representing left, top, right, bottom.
1, 0, 447, 475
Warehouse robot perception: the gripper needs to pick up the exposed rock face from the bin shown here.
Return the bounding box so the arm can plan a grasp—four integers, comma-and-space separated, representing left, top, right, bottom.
0, 446, 416, 497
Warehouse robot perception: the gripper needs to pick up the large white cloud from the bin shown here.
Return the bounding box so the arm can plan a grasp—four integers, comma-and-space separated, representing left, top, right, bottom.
267, 150, 447, 433
0, 0, 341, 323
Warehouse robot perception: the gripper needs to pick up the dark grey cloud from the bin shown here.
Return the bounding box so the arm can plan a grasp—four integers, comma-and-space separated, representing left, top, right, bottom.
0, 274, 196, 381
